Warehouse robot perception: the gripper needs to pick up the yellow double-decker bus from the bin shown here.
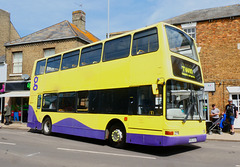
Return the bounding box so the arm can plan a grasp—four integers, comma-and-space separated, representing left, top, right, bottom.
28, 22, 206, 147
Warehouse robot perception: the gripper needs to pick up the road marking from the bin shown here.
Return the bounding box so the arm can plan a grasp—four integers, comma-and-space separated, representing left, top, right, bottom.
57, 147, 156, 160
27, 152, 41, 157
0, 141, 16, 146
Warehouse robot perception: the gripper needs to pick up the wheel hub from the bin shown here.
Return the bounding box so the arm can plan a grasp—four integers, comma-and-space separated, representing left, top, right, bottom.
111, 129, 123, 142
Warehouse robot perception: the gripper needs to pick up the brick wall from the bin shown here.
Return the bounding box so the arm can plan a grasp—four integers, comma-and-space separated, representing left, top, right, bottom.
0, 9, 20, 57
0, 10, 10, 57
196, 17, 240, 112
5, 39, 85, 81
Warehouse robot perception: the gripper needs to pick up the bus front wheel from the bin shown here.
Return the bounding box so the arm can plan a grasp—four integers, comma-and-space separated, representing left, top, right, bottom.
42, 117, 52, 135
109, 124, 126, 148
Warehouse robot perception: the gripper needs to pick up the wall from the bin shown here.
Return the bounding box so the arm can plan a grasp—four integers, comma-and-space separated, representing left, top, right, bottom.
0, 9, 10, 56
0, 9, 20, 57
197, 17, 240, 112
5, 38, 86, 81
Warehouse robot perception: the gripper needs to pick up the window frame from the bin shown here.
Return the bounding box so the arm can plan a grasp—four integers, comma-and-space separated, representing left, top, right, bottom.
37, 95, 42, 109
42, 93, 58, 112
80, 44, 102, 66
58, 92, 77, 113
35, 59, 46, 76
132, 27, 159, 56
165, 25, 198, 62
61, 50, 80, 70
181, 22, 197, 41
45, 55, 61, 73
12, 52, 23, 74
44, 48, 55, 58
103, 35, 131, 62
77, 91, 89, 113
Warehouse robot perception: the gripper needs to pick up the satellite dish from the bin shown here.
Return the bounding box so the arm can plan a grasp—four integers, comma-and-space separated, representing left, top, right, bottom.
21, 74, 30, 81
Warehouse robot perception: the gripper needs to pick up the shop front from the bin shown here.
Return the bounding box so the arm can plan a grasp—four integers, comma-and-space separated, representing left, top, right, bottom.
227, 87, 240, 129
0, 81, 30, 123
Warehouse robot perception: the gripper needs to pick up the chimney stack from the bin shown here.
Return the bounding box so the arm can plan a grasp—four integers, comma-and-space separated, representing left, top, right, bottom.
72, 10, 86, 31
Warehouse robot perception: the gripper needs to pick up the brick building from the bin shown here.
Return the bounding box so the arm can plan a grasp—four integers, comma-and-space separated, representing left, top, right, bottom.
0, 9, 20, 123
164, 4, 240, 128
0, 10, 99, 123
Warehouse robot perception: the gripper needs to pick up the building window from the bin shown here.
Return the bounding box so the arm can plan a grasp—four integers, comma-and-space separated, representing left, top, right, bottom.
181, 22, 197, 40
232, 94, 240, 113
13, 52, 23, 73
44, 48, 55, 58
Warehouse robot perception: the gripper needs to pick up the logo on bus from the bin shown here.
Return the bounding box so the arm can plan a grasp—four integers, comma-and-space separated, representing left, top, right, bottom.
33, 76, 38, 91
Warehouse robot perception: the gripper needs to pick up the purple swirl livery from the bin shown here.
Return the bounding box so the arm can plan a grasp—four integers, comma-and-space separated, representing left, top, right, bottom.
27, 105, 206, 146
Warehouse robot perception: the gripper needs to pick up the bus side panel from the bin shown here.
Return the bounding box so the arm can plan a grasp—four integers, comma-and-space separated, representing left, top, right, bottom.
126, 133, 206, 146
51, 118, 105, 140
126, 133, 163, 146
27, 105, 42, 130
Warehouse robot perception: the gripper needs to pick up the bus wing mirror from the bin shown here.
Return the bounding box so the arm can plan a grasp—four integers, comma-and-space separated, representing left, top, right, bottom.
152, 84, 159, 95
157, 78, 165, 85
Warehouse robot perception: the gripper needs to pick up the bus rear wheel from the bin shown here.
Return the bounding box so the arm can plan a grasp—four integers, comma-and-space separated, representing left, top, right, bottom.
42, 117, 52, 135
109, 124, 126, 148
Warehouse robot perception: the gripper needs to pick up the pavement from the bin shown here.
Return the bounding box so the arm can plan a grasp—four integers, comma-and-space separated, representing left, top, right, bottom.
0, 122, 240, 142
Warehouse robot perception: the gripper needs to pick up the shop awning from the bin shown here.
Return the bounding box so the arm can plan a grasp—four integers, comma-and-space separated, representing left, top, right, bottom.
227, 87, 240, 94
0, 91, 30, 97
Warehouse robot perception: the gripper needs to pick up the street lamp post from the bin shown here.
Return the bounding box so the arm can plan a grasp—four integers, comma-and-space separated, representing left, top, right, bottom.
107, 0, 110, 38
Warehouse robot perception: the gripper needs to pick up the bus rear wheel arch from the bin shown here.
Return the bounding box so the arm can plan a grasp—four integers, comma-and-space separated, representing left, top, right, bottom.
42, 116, 52, 135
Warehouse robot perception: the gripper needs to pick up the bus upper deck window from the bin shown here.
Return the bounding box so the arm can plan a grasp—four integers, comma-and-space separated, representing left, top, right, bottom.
165, 25, 198, 61
103, 36, 131, 62
132, 28, 158, 56
46, 55, 61, 73
80, 44, 102, 66
61, 50, 79, 70
35, 60, 46, 75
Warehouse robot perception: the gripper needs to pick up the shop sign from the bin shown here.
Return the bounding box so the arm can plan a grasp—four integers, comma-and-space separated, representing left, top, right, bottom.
204, 82, 215, 92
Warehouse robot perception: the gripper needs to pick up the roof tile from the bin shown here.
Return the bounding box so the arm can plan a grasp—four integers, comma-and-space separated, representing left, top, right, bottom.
5, 20, 99, 46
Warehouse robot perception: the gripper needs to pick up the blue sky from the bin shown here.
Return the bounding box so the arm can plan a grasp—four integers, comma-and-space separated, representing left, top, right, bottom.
0, 0, 239, 40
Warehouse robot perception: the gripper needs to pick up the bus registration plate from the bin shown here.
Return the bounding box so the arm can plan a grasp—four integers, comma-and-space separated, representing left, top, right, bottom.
189, 138, 197, 143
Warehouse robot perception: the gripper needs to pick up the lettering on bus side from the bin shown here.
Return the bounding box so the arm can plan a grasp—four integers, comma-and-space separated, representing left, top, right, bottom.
181, 64, 195, 79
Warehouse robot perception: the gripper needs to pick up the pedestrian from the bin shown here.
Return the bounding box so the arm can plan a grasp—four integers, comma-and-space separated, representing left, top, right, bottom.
210, 104, 220, 122
225, 99, 238, 135
4, 103, 11, 125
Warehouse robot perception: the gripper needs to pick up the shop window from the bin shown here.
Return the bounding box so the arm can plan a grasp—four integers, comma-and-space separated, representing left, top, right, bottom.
80, 44, 102, 66
77, 91, 89, 112
46, 55, 61, 73
132, 28, 158, 56
42, 93, 58, 112
58, 92, 76, 112
103, 36, 131, 61
35, 59, 46, 75
61, 50, 79, 70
